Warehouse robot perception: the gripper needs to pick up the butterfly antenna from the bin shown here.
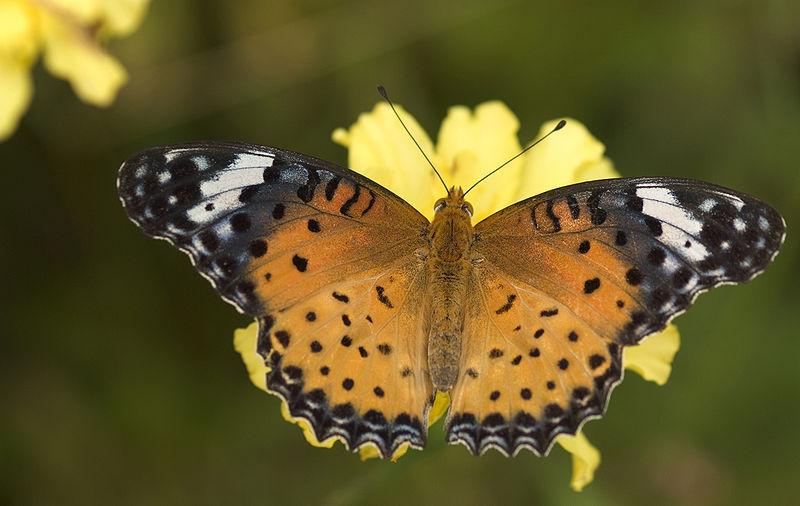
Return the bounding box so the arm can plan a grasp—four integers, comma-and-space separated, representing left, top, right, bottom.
462, 119, 567, 197
377, 85, 449, 193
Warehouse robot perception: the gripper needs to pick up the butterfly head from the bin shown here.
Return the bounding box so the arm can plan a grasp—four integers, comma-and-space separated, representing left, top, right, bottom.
430, 187, 475, 261
433, 186, 474, 218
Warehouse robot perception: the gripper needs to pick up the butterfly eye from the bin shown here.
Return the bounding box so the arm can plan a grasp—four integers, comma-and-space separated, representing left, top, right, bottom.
434, 200, 447, 213
461, 204, 473, 217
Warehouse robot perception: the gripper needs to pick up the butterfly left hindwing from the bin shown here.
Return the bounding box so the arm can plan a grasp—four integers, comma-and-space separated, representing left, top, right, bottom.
446, 177, 785, 456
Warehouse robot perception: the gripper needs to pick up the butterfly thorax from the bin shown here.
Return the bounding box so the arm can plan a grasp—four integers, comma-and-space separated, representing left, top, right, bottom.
426, 187, 476, 392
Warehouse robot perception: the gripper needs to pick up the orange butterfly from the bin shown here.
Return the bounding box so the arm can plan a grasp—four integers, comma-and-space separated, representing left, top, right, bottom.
118, 106, 785, 461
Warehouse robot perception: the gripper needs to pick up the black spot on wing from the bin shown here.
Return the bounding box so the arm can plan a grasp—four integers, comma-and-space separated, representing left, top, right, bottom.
643, 215, 663, 236
296, 168, 320, 203
489, 348, 504, 359
325, 176, 340, 201
495, 294, 517, 314
587, 190, 607, 225
375, 286, 393, 308
566, 195, 580, 219
545, 200, 562, 232
231, 213, 251, 233
583, 277, 600, 294
340, 184, 361, 217
292, 254, 308, 272
362, 189, 376, 216
238, 185, 260, 203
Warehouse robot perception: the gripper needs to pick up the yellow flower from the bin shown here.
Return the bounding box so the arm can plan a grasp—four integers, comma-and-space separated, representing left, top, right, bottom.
234, 99, 682, 489
0, 0, 150, 140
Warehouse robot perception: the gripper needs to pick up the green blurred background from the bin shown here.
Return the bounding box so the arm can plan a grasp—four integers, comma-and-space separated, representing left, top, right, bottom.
2, 1, 799, 504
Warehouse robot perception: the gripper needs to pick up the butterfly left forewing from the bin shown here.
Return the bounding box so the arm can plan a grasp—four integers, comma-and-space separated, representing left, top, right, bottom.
119, 142, 435, 457
446, 177, 785, 456
118, 142, 429, 314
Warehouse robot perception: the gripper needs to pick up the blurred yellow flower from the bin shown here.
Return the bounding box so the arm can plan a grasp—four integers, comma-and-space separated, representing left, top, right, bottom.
0, 0, 150, 140
234, 99, 682, 489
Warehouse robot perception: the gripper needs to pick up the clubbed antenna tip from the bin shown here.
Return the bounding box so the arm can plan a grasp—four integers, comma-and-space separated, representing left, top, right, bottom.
377, 85, 388, 100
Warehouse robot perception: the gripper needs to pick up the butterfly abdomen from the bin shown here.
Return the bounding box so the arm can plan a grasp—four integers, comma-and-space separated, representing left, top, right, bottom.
427, 257, 472, 391
426, 198, 476, 391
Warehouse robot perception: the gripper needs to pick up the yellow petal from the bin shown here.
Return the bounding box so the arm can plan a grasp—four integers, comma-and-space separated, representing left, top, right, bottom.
232, 321, 269, 392
358, 441, 411, 462
39, 10, 127, 106
358, 444, 381, 461
556, 431, 601, 492
436, 101, 522, 220
0, 0, 40, 60
332, 102, 440, 218
427, 391, 451, 427
389, 442, 410, 462
0, 57, 33, 140
98, 0, 151, 37
46, 0, 101, 26
624, 323, 681, 385
279, 400, 342, 449
517, 118, 619, 198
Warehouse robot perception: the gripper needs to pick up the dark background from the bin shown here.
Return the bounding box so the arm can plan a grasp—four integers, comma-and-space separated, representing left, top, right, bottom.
2, 1, 799, 504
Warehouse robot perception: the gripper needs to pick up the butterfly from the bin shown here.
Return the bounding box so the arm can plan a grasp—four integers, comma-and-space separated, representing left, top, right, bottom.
118, 138, 785, 460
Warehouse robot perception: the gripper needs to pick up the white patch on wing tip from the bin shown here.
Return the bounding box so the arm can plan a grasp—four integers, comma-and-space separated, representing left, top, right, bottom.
235, 153, 274, 169
661, 222, 709, 262
662, 255, 681, 273
187, 188, 245, 223
699, 199, 717, 212
164, 148, 194, 163
193, 156, 210, 171
733, 217, 746, 231
636, 186, 678, 204
727, 195, 745, 211
200, 166, 265, 197
638, 188, 702, 236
